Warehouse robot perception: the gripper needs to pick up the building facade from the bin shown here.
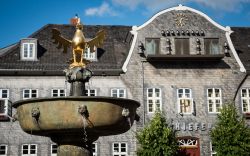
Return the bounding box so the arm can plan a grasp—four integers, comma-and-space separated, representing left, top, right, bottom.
1, 5, 250, 156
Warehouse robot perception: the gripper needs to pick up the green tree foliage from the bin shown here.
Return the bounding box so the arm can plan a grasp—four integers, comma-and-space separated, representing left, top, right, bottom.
136, 111, 179, 156
211, 103, 250, 156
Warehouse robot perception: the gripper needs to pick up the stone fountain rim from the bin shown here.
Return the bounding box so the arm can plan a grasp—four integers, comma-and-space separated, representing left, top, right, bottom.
12, 96, 140, 108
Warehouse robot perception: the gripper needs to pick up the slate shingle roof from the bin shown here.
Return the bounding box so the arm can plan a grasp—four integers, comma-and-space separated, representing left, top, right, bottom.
0, 24, 132, 76
231, 27, 250, 74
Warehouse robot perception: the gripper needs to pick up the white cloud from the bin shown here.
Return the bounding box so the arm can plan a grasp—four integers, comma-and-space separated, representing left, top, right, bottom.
85, 2, 118, 16
111, 0, 250, 12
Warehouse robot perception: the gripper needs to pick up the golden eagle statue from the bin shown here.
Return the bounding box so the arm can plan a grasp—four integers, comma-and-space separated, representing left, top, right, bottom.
52, 18, 106, 68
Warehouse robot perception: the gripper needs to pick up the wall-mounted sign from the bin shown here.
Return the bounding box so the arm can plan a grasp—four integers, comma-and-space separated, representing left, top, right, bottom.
173, 122, 213, 131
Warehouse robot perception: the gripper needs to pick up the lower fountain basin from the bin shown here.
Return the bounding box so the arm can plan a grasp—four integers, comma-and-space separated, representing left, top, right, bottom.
13, 97, 140, 139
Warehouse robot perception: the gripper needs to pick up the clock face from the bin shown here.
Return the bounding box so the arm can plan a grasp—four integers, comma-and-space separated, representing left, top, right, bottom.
174, 13, 188, 27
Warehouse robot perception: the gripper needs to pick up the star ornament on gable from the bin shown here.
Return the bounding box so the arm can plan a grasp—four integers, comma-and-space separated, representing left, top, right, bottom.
51, 17, 106, 68
174, 13, 188, 27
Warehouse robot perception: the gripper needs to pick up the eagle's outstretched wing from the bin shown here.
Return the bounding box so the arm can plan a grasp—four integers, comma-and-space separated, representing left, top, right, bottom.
87, 30, 106, 52
51, 28, 72, 53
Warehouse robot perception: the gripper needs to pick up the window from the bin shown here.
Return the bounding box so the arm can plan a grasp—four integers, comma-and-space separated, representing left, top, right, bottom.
204, 38, 220, 55
207, 88, 222, 113
22, 144, 37, 156
84, 47, 97, 61
177, 88, 193, 114
22, 43, 35, 59
0, 89, 9, 99
0, 144, 7, 156
112, 142, 127, 156
85, 89, 97, 96
175, 38, 190, 55
92, 143, 97, 156
51, 144, 57, 156
51, 89, 66, 97
210, 142, 217, 156
23, 89, 38, 99
145, 38, 160, 55
147, 88, 162, 113
0, 99, 12, 117
241, 88, 250, 113
111, 89, 126, 98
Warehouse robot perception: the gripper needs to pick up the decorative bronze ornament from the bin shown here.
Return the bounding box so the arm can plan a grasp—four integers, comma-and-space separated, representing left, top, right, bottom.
174, 13, 188, 27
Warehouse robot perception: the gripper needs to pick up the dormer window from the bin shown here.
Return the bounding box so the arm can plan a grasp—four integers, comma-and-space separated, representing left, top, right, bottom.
204, 38, 220, 55
20, 38, 37, 61
175, 38, 190, 55
84, 47, 97, 61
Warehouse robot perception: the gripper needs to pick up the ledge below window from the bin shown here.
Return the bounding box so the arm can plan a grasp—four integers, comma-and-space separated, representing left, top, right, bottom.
146, 54, 224, 61
243, 113, 250, 119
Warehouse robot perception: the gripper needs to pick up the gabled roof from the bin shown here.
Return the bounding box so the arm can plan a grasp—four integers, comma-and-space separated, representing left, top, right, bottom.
0, 24, 132, 76
231, 27, 250, 74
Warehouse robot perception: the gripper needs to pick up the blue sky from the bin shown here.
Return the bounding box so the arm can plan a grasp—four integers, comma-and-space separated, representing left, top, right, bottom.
0, 0, 250, 48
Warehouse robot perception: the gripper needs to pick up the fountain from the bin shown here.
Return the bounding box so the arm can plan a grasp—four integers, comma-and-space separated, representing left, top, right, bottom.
12, 18, 140, 156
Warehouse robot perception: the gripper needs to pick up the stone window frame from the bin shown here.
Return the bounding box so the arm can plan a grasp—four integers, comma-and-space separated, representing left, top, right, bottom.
84, 47, 97, 61
51, 89, 66, 97
241, 88, 250, 113
85, 89, 97, 96
22, 89, 39, 99
92, 142, 98, 156
147, 88, 162, 113
177, 88, 193, 115
21, 144, 37, 156
210, 142, 217, 156
111, 88, 126, 98
112, 142, 128, 156
50, 144, 57, 156
0, 89, 9, 99
207, 88, 222, 114
0, 144, 8, 156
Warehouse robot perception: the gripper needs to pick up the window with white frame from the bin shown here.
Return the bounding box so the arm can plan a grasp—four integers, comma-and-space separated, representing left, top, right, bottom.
0, 89, 9, 99
51, 89, 66, 97
23, 89, 38, 99
22, 144, 37, 156
112, 142, 127, 156
85, 89, 97, 96
207, 88, 222, 113
51, 144, 57, 156
92, 143, 97, 156
22, 43, 35, 60
0, 144, 7, 156
241, 88, 250, 113
84, 47, 97, 61
210, 142, 217, 156
147, 88, 162, 113
177, 138, 198, 148
177, 88, 193, 114
111, 89, 126, 98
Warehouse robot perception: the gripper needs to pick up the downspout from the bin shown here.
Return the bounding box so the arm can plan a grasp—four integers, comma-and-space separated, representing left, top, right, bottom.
233, 73, 248, 101
142, 61, 145, 125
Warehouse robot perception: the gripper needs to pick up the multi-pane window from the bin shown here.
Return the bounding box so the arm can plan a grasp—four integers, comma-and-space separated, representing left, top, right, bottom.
177, 88, 193, 114
210, 142, 217, 156
0, 144, 7, 156
0, 89, 9, 99
22, 43, 35, 59
84, 47, 97, 61
207, 88, 222, 113
204, 38, 220, 55
112, 142, 127, 156
111, 89, 126, 98
23, 89, 38, 99
241, 88, 250, 113
92, 143, 97, 156
178, 138, 198, 148
51, 144, 57, 156
85, 89, 97, 96
51, 89, 66, 97
145, 38, 160, 55
175, 38, 190, 55
22, 144, 37, 156
147, 88, 162, 113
